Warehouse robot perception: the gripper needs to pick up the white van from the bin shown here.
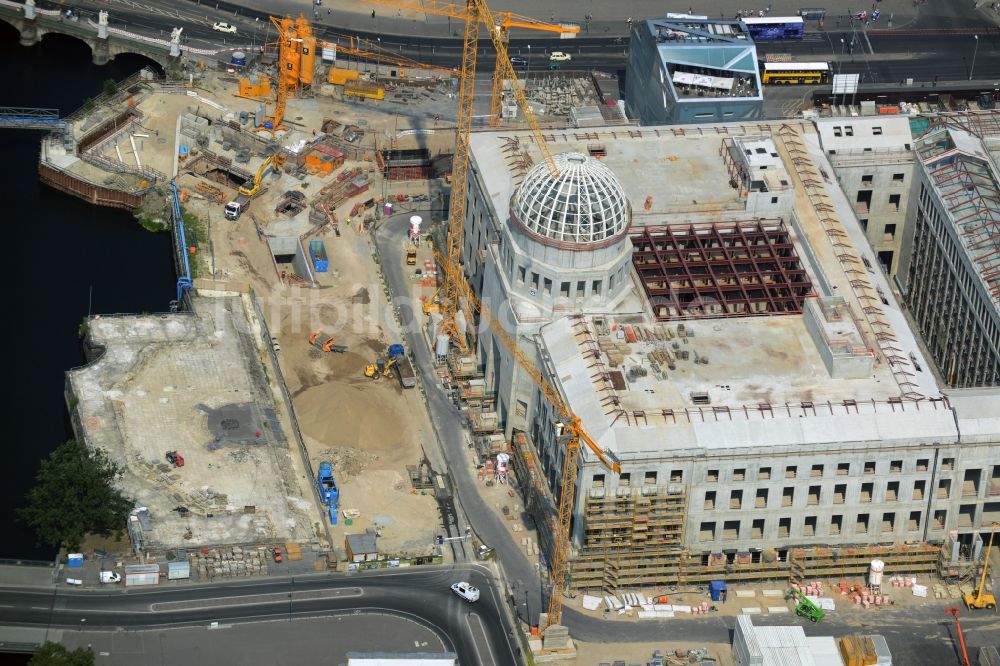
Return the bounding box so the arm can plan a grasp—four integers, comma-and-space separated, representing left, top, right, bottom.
99, 571, 122, 584
451, 581, 480, 602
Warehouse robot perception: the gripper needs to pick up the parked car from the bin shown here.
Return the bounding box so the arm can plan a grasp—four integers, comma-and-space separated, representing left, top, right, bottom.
273, 547, 283, 563
213, 21, 237, 34
509, 55, 527, 66
548, 51, 571, 62
451, 581, 480, 602
99, 571, 122, 584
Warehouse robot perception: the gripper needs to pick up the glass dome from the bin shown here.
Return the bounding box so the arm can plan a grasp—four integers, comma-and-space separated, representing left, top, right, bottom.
510, 152, 631, 248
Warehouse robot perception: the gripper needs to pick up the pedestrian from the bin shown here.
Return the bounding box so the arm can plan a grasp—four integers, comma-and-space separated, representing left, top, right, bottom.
371, 9, 375, 18
759, 9, 764, 17
689, 7, 694, 14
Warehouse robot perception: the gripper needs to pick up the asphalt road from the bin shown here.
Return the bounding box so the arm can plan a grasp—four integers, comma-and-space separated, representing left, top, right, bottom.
33, 0, 1000, 87
373, 212, 549, 629
0, 564, 517, 664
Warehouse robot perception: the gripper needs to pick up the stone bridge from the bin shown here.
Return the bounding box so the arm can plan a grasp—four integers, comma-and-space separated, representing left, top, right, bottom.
0, 0, 217, 67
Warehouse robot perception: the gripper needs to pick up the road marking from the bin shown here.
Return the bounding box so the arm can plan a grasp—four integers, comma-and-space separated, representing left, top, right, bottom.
465, 612, 495, 666
151, 586, 363, 612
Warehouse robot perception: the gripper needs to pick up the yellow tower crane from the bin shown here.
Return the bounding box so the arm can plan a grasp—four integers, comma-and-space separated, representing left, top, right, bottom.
454, 267, 620, 626
362, 0, 579, 125
436, 0, 614, 629
437, 0, 558, 350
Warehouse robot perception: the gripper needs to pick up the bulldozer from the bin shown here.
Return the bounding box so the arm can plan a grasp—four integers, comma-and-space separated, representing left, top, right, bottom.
309, 329, 347, 354
964, 522, 998, 610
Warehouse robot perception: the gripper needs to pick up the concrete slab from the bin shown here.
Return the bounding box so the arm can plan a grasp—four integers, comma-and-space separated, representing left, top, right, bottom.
67, 295, 317, 550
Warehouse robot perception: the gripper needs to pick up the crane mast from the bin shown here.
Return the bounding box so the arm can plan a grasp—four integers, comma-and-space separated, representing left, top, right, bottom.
439, 0, 611, 630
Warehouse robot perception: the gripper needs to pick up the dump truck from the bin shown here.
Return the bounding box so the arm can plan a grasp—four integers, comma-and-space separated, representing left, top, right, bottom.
386, 344, 415, 388
225, 154, 282, 219
317, 461, 340, 508
224, 193, 251, 220
393, 354, 416, 388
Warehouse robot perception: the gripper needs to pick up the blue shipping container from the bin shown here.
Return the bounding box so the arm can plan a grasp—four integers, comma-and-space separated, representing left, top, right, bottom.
309, 240, 329, 272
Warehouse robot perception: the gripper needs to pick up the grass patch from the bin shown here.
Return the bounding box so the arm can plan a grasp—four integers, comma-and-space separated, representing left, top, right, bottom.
135, 214, 168, 232
180, 207, 209, 279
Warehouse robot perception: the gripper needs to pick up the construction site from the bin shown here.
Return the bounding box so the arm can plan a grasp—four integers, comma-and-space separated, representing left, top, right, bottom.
33, 0, 1000, 661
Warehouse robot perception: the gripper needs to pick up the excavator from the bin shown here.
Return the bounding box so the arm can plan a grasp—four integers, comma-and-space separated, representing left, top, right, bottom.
309, 329, 347, 353
964, 522, 998, 610
225, 153, 283, 220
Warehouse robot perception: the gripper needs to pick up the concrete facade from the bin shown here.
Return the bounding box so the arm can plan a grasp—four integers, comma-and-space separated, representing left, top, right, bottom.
460, 119, 1000, 561
815, 116, 915, 278
905, 125, 1000, 388
625, 16, 762, 125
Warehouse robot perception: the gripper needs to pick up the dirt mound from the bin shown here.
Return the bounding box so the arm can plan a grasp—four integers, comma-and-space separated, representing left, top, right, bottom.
294, 380, 410, 452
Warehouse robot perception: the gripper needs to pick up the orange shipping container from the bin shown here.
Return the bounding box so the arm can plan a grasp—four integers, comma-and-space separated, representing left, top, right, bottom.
327, 67, 360, 86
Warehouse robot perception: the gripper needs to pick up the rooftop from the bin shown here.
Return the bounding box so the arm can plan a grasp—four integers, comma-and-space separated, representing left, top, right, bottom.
641, 16, 761, 101
473, 121, 947, 459
916, 125, 1000, 309
67, 296, 316, 549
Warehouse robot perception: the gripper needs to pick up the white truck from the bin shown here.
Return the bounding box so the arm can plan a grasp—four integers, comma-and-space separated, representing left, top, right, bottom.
224, 194, 251, 220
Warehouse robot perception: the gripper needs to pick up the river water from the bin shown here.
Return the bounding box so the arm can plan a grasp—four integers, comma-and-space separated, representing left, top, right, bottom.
0, 26, 175, 559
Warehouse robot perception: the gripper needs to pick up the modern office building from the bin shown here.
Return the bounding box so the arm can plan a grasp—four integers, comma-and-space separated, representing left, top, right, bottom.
457, 118, 1000, 589
625, 15, 762, 125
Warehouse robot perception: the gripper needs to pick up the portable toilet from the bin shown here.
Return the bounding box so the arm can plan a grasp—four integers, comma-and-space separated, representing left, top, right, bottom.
329, 506, 338, 525
709, 580, 728, 602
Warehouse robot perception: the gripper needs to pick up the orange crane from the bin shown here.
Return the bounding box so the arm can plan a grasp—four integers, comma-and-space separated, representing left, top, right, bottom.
437, 0, 613, 628
946, 607, 972, 666
362, 0, 579, 125
258, 16, 296, 134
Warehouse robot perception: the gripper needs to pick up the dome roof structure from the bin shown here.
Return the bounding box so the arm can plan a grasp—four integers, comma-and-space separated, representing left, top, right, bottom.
510, 153, 631, 249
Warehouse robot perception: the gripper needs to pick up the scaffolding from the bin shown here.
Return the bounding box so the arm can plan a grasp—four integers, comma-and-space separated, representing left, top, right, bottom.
570, 541, 943, 592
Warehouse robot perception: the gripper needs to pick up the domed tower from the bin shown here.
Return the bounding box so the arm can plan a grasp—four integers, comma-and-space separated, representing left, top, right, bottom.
497, 153, 633, 312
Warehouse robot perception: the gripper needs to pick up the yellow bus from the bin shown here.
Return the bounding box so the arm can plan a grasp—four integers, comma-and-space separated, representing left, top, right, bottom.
761, 62, 830, 85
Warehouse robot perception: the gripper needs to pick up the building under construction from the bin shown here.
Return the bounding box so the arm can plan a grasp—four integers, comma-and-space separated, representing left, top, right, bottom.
455, 119, 1000, 591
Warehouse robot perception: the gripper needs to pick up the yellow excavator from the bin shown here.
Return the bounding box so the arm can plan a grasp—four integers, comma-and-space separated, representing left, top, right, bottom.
964, 522, 998, 610
363, 357, 397, 379
225, 153, 284, 220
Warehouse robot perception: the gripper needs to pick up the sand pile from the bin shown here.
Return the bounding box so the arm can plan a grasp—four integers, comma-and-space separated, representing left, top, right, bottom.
294, 380, 411, 452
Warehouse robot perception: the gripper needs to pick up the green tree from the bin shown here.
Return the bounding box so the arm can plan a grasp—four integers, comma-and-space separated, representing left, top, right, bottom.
28, 642, 94, 666
18, 440, 134, 550
101, 78, 117, 96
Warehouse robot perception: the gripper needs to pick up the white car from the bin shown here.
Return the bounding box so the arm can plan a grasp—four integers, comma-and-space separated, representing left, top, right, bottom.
549, 51, 572, 62
213, 21, 237, 34
451, 581, 480, 602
